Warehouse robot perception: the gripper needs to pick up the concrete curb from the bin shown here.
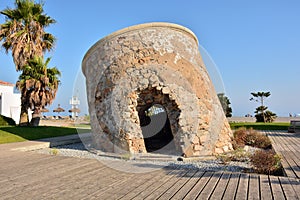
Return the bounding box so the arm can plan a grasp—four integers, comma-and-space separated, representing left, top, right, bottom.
38, 132, 92, 147
10, 132, 92, 152
11, 141, 50, 152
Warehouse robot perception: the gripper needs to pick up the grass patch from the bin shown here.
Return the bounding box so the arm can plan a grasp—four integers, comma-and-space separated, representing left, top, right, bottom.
0, 126, 91, 144
230, 122, 289, 130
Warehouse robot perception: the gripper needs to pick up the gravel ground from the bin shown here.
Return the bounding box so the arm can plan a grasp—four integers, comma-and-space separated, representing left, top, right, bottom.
35, 142, 253, 173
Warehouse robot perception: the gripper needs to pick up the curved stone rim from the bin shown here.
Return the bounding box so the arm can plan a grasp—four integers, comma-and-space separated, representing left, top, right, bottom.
82, 22, 199, 74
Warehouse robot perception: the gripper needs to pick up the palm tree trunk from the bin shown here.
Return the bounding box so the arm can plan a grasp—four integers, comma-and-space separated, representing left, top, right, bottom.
19, 106, 29, 126
30, 107, 41, 127
261, 96, 266, 123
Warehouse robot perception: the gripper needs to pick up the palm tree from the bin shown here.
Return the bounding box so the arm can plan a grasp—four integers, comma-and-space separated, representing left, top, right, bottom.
17, 56, 61, 126
250, 92, 270, 122
0, 0, 56, 71
250, 91, 276, 122
0, 0, 56, 125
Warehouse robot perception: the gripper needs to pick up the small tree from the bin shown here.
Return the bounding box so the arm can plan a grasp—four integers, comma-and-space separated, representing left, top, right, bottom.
250, 91, 277, 123
17, 56, 61, 126
218, 93, 232, 117
0, 0, 56, 126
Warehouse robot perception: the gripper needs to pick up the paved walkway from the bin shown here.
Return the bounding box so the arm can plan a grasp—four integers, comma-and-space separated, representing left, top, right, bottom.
0, 131, 300, 199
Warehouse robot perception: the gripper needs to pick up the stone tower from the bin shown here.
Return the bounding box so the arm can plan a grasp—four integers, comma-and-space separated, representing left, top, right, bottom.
82, 22, 233, 157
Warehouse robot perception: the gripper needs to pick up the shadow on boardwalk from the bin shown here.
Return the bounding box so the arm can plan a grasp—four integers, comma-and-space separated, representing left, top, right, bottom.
0, 130, 300, 199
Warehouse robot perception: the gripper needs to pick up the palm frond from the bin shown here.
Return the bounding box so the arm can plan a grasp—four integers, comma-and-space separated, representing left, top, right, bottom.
0, 0, 56, 71
17, 56, 61, 110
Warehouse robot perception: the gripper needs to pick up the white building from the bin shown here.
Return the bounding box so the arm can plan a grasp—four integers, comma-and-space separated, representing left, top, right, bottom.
69, 96, 80, 118
0, 80, 21, 124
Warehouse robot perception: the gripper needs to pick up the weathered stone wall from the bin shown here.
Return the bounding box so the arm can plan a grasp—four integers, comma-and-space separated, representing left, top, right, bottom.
82, 22, 233, 157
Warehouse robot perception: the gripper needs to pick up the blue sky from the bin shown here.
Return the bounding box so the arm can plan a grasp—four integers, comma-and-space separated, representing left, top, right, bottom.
0, 0, 300, 117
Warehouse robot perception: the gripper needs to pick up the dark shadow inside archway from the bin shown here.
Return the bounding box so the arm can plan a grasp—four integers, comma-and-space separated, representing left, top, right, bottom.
138, 103, 176, 154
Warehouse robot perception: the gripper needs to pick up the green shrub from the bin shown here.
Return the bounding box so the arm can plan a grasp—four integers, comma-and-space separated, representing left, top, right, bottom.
255, 110, 277, 123
0, 115, 16, 126
250, 149, 282, 175
233, 127, 248, 149
49, 148, 59, 155
218, 148, 250, 164
233, 128, 271, 149
224, 128, 281, 175
245, 129, 271, 149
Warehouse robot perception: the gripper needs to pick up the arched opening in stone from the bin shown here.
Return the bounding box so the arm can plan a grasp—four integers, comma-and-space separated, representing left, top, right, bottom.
136, 88, 180, 155
139, 104, 174, 152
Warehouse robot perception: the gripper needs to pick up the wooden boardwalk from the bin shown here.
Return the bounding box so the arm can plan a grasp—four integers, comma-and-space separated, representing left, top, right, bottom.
266, 130, 300, 179
0, 131, 300, 199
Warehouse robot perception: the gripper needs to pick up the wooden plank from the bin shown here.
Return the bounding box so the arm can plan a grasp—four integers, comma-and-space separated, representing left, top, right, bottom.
287, 177, 300, 198
118, 167, 179, 199
235, 173, 249, 200
0, 155, 74, 184
131, 167, 182, 199
284, 134, 300, 151
284, 151, 300, 178
157, 169, 198, 199
171, 170, 205, 199
4, 130, 300, 199
282, 144, 300, 175
208, 172, 231, 199
267, 130, 300, 179
81, 169, 136, 199
259, 175, 272, 200
219, 172, 239, 199
248, 173, 260, 200
279, 176, 299, 199
272, 131, 293, 146
88, 176, 138, 200
144, 168, 189, 199
78, 166, 167, 200
0, 155, 67, 185
196, 171, 223, 199
286, 135, 300, 148
1, 158, 103, 198
0, 153, 53, 174
277, 136, 293, 149
5, 160, 108, 200
98, 168, 165, 199
290, 145, 300, 154
288, 145, 300, 161
269, 176, 286, 199
183, 171, 213, 199
43, 164, 117, 199
280, 153, 296, 178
